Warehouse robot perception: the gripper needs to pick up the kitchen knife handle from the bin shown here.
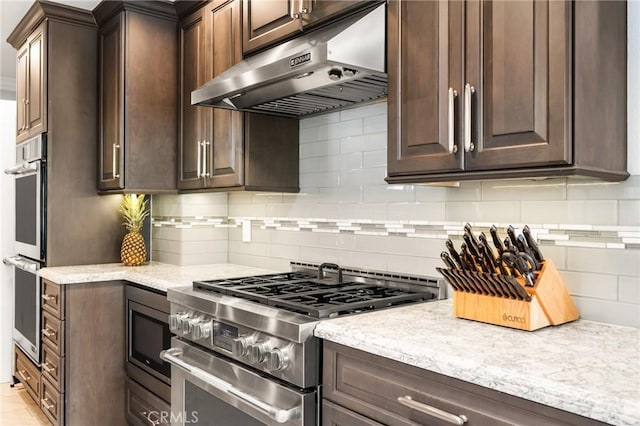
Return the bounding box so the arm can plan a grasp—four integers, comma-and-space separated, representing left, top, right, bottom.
448, 88, 458, 154
445, 239, 464, 269
397, 396, 468, 425
441, 252, 458, 270
490, 225, 504, 255
523, 225, 545, 264
464, 83, 475, 152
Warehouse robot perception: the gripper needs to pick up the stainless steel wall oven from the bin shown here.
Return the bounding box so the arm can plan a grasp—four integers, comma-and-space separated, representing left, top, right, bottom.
3, 134, 46, 365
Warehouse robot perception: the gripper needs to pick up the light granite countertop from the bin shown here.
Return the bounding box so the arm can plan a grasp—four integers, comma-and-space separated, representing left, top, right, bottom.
314, 299, 640, 426
38, 261, 278, 292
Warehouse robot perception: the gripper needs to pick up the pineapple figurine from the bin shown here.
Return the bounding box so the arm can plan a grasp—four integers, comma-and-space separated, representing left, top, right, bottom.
119, 194, 149, 266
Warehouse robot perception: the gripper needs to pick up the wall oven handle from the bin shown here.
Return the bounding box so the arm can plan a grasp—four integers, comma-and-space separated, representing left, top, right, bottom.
4, 162, 38, 175
3, 256, 39, 273
160, 348, 300, 424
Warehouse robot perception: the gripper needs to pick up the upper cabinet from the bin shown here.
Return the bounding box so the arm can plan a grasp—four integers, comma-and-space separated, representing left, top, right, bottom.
95, 2, 178, 193
387, 0, 628, 183
178, 0, 299, 193
14, 21, 47, 144
242, 0, 373, 54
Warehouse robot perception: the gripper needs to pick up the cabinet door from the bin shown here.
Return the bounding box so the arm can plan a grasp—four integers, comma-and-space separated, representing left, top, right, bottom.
16, 44, 28, 142
179, 8, 208, 190
301, 1, 371, 28
25, 22, 47, 138
323, 400, 384, 426
387, 0, 464, 176
242, 0, 298, 54
206, 0, 244, 188
98, 14, 125, 190
464, 0, 571, 171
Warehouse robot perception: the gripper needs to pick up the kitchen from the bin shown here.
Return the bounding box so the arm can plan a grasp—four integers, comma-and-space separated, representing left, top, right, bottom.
0, 0, 638, 425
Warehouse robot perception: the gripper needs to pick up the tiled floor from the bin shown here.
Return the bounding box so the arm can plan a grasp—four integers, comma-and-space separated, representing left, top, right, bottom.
0, 382, 50, 425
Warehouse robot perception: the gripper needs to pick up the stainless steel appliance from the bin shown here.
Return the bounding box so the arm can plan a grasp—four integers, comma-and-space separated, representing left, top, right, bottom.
3, 134, 46, 365
162, 262, 444, 425
191, 4, 386, 118
126, 285, 172, 404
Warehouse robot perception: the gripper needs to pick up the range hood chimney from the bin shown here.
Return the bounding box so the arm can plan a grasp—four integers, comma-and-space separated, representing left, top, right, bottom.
191, 3, 386, 118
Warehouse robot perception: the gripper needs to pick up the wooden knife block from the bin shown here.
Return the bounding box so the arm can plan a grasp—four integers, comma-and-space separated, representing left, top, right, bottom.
451, 260, 579, 331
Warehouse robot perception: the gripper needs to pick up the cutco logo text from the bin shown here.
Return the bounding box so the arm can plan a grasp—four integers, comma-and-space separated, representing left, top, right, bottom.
502, 313, 525, 323
290, 53, 311, 68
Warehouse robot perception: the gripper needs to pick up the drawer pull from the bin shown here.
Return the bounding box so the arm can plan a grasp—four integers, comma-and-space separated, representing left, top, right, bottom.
41, 398, 54, 410
42, 362, 56, 374
42, 294, 57, 302
18, 370, 31, 382
397, 396, 468, 425
42, 326, 57, 338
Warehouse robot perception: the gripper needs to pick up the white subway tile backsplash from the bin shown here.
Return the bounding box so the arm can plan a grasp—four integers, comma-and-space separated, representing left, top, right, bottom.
619, 276, 640, 303
445, 182, 483, 201
340, 132, 387, 154
340, 167, 387, 186
566, 247, 640, 276
299, 111, 340, 130
338, 203, 387, 221
566, 176, 640, 200
363, 113, 387, 134
363, 150, 387, 168
560, 271, 618, 300
619, 200, 640, 225
386, 202, 446, 222
299, 138, 340, 158
339, 102, 386, 121
415, 185, 448, 202
521, 200, 618, 226
446, 201, 521, 224
363, 185, 415, 203
571, 297, 639, 328
481, 179, 567, 201
300, 171, 341, 188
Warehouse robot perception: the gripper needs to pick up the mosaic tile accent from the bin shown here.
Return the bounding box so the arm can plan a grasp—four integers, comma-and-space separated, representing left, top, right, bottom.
152, 216, 640, 250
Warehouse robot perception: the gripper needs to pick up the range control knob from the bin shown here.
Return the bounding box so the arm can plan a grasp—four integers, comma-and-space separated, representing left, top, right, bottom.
342, 68, 357, 78
328, 68, 342, 81
168, 312, 188, 332
231, 335, 255, 357
265, 347, 291, 372
248, 341, 270, 364
192, 320, 212, 340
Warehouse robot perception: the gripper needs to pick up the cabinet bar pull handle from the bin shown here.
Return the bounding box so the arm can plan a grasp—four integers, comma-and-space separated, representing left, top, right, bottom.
448, 88, 458, 154
112, 143, 120, 179
196, 140, 202, 178
290, 0, 300, 19
18, 370, 30, 381
42, 362, 56, 373
203, 141, 210, 177
24, 99, 30, 130
397, 396, 468, 425
42, 326, 57, 338
41, 398, 54, 410
464, 83, 475, 152
41, 294, 57, 302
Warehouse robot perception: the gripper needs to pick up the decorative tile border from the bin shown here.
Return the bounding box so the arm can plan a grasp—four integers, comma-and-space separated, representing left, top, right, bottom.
152, 216, 640, 250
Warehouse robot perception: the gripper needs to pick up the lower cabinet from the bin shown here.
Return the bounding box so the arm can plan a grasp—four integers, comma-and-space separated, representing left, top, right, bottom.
125, 377, 171, 426
323, 342, 606, 426
13, 279, 126, 426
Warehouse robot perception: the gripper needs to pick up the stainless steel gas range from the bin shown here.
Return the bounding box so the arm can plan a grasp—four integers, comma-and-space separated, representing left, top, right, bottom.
161, 262, 444, 426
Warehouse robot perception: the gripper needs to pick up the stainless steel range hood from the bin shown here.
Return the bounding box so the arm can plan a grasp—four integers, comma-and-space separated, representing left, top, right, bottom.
191, 3, 386, 118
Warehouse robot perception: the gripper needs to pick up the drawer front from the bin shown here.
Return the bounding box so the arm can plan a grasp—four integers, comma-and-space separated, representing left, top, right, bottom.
42, 310, 64, 355
323, 400, 384, 426
42, 279, 64, 319
41, 376, 64, 426
14, 346, 40, 402
126, 377, 170, 426
42, 342, 64, 392
324, 342, 605, 426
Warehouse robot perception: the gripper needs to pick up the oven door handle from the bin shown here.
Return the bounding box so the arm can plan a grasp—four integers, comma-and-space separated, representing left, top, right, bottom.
160, 348, 300, 424
3, 256, 40, 273
4, 162, 38, 175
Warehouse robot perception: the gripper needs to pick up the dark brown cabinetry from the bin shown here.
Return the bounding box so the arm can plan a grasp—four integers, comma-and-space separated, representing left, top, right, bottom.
242, 0, 371, 54
387, 0, 627, 183
15, 21, 46, 143
178, 0, 299, 192
323, 341, 606, 426
96, 2, 178, 193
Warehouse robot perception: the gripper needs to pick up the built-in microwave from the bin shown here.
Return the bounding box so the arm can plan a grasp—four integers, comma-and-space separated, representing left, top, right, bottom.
126, 285, 172, 403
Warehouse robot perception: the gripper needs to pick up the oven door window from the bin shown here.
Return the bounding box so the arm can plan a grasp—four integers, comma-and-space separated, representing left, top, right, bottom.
185, 381, 263, 426
14, 268, 37, 345
131, 310, 171, 378
15, 173, 37, 246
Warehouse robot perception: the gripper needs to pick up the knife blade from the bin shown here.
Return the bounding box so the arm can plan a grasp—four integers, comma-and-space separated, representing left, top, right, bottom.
490, 225, 505, 255
522, 225, 545, 265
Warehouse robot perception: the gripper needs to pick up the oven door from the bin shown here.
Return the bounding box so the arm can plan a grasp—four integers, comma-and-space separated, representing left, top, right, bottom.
161, 338, 317, 426
3, 256, 41, 364
128, 300, 172, 384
